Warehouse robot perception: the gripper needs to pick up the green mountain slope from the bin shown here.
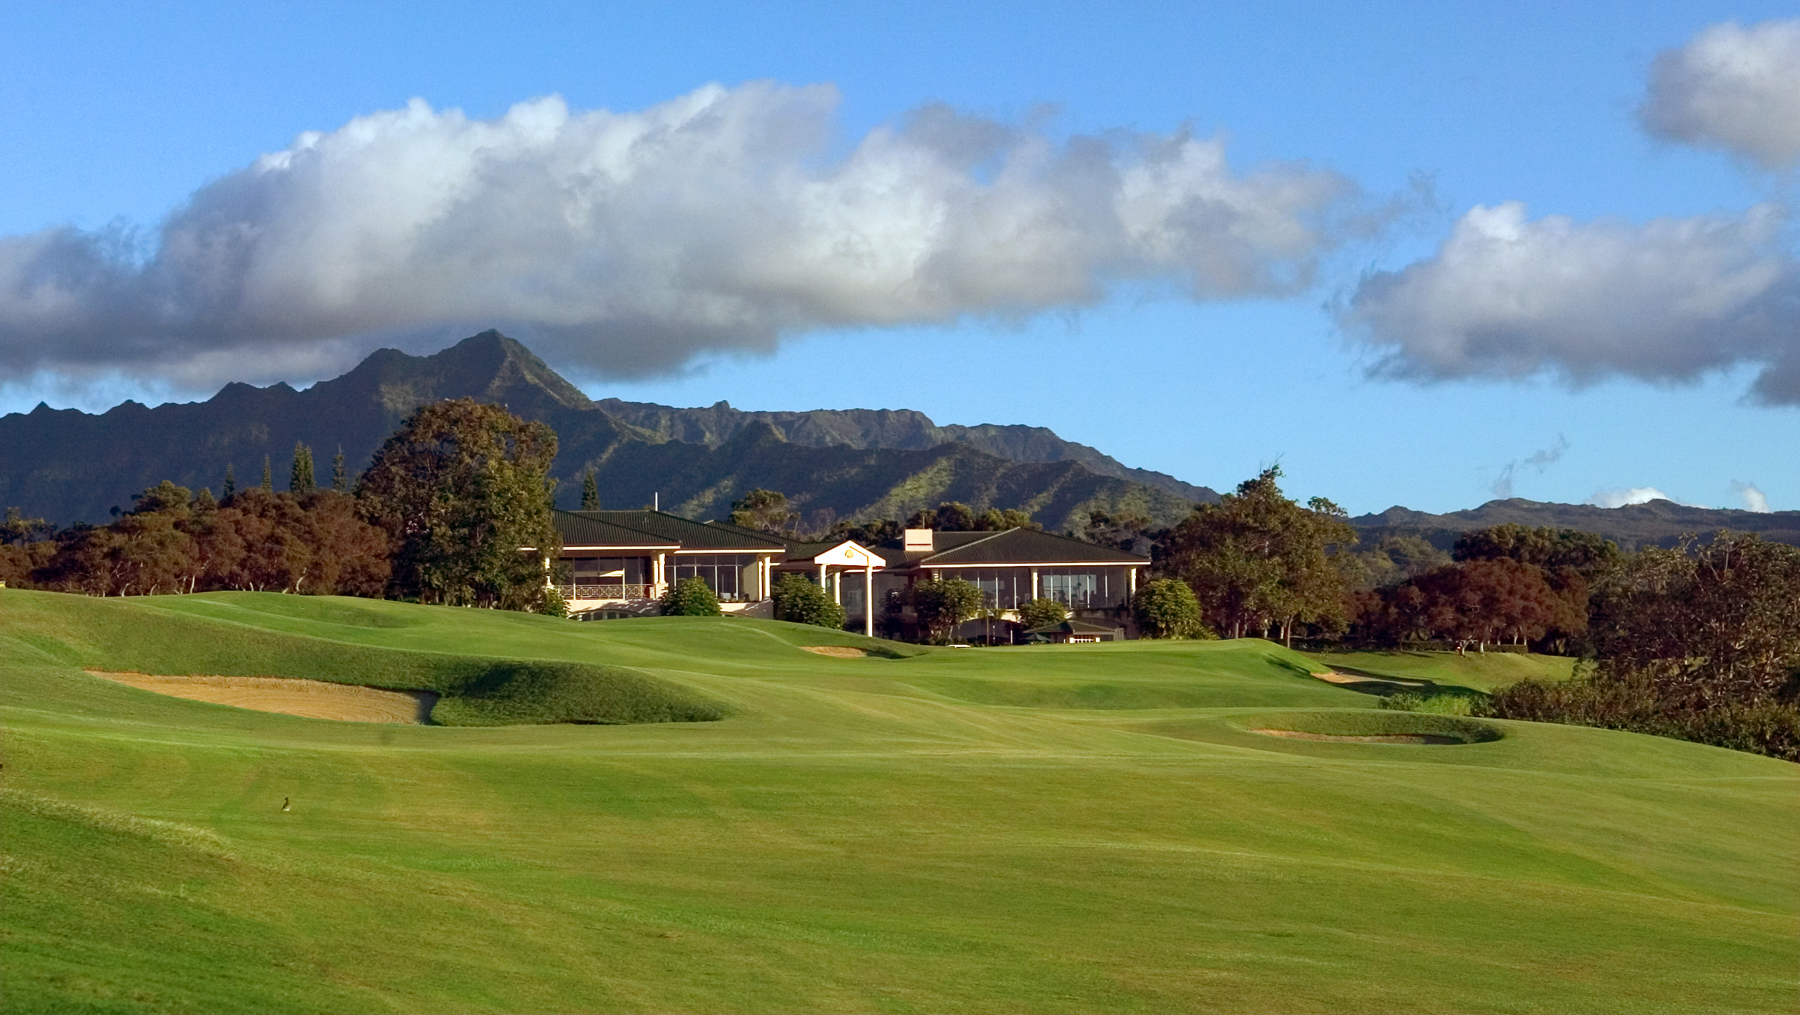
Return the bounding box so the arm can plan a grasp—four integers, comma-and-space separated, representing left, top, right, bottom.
0, 331, 1207, 531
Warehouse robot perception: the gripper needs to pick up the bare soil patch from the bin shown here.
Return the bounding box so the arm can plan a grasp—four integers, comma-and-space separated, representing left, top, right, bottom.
87, 671, 437, 724
1249, 728, 1465, 745
801, 646, 870, 658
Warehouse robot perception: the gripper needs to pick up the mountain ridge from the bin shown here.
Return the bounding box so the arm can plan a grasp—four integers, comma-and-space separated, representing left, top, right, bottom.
0, 331, 1207, 531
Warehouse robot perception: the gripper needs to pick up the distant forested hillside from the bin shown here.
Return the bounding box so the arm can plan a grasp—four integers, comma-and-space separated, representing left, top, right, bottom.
1351, 498, 1800, 550
0, 331, 1209, 531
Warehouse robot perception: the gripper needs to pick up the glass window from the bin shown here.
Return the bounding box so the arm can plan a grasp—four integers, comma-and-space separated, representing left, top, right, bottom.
672, 554, 758, 600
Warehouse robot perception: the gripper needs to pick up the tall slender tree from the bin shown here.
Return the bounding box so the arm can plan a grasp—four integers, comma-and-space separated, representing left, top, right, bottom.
581, 469, 600, 510
332, 447, 348, 491
260, 455, 273, 491
290, 443, 316, 496
222, 463, 236, 500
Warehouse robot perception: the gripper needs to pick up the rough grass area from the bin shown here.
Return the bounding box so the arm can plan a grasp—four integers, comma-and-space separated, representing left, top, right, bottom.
3, 589, 1796, 1014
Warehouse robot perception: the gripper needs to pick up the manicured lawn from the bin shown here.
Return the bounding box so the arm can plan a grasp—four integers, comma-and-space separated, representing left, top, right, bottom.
1307, 647, 1578, 692
3, 590, 1795, 1013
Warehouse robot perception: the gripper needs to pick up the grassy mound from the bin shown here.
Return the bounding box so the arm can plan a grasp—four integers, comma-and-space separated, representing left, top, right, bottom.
1232, 708, 1505, 743
0, 589, 721, 727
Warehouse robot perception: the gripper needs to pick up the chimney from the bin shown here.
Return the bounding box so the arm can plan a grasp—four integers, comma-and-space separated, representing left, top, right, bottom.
903, 528, 934, 552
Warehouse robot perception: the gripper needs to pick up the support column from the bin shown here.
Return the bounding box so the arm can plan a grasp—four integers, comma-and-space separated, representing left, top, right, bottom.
654, 553, 666, 597
1031, 568, 1040, 600
864, 563, 873, 637
832, 570, 842, 605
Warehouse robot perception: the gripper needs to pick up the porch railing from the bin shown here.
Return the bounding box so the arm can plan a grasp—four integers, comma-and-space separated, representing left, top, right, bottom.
558, 583, 655, 601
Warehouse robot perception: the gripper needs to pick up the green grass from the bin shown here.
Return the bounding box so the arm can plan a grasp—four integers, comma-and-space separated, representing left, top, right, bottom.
3, 589, 1796, 1014
1307, 647, 1579, 693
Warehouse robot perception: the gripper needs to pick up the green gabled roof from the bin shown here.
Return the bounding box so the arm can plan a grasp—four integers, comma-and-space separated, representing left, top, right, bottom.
915, 528, 1149, 566
571, 510, 786, 551
552, 510, 680, 549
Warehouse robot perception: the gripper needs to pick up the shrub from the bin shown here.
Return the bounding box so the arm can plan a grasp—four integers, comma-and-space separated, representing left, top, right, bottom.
538, 585, 569, 619
1484, 674, 1800, 762
1017, 597, 1069, 629
1379, 690, 1481, 716
660, 576, 721, 617
772, 574, 847, 629
1134, 579, 1213, 639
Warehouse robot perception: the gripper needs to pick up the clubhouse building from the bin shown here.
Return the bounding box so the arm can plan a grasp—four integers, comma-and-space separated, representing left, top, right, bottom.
545, 509, 1150, 641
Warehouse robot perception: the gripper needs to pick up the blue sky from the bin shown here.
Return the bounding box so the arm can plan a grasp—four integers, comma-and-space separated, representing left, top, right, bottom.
1, 1, 1795, 514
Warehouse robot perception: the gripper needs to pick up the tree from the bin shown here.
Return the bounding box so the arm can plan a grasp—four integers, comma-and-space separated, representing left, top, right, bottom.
1134, 579, 1211, 639
2, 507, 53, 546
222, 463, 236, 499
261, 455, 273, 491
332, 448, 348, 492
729, 489, 795, 534
290, 443, 315, 495
1076, 509, 1154, 553
356, 398, 560, 609
1587, 533, 1800, 710
910, 577, 982, 643
907, 502, 1038, 532
1157, 467, 1356, 643
772, 573, 847, 628
581, 470, 601, 510
1017, 597, 1070, 629
825, 518, 903, 547
661, 575, 721, 616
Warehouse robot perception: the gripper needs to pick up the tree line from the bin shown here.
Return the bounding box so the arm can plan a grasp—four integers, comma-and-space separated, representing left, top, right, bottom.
2, 399, 561, 610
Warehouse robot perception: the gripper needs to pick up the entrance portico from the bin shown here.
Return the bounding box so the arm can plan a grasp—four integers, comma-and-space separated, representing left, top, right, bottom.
805, 540, 884, 636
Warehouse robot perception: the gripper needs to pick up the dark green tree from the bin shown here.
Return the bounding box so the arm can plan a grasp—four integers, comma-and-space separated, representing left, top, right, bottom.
772, 573, 847, 629
290, 443, 315, 496
222, 463, 236, 500
332, 448, 348, 492
1157, 467, 1356, 644
260, 455, 273, 491
356, 398, 561, 609
660, 575, 722, 616
1134, 578, 1211, 639
1017, 597, 1070, 629
910, 576, 983, 643
730, 489, 795, 534
581, 470, 601, 510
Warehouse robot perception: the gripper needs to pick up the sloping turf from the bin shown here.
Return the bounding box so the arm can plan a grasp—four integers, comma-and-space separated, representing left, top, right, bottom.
3, 589, 1795, 1014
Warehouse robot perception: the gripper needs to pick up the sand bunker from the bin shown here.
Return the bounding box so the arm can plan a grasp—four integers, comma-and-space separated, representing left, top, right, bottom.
1249, 728, 1465, 745
1313, 670, 1426, 687
87, 671, 437, 724
801, 646, 870, 658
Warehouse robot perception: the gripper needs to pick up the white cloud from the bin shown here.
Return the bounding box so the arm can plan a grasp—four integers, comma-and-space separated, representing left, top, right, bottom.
1640, 19, 1800, 170
1339, 201, 1800, 403
1587, 487, 1678, 508
1730, 480, 1773, 512
0, 84, 1367, 387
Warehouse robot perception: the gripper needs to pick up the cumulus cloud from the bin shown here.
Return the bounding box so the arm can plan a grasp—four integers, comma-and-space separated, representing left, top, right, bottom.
1339, 201, 1800, 403
1489, 434, 1568, 498
1640, 19, 1800, 170
1730, 480, 1773, 512
1587, 487, 1680, 508
0, 83, 1367, 387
